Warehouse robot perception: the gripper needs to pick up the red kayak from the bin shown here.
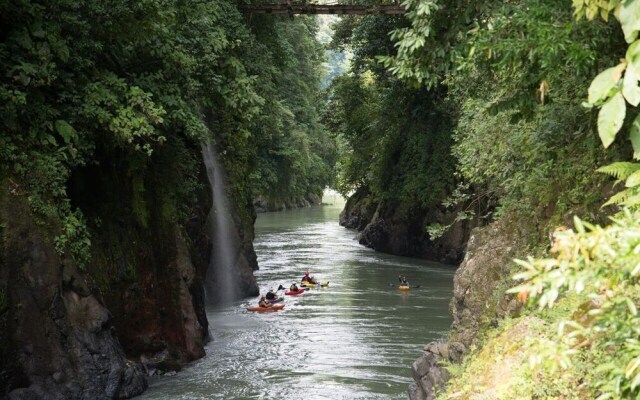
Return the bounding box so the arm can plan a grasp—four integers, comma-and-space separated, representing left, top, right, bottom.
246, 304, 285, 312
285, 289, 305, 295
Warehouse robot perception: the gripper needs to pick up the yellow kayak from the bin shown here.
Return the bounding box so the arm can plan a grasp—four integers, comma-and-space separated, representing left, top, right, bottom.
301, 280, 329, 287
398, 285, 410, 291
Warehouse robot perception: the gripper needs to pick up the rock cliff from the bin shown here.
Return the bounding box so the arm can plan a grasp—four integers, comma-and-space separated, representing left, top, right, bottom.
0, 186, 147, 400
408, 217, 529, 400
1, 141, 261, 397
340, 187, 479, 264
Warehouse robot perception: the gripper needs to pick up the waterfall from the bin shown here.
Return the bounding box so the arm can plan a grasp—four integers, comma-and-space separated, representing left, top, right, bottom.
201, 141, 237, 304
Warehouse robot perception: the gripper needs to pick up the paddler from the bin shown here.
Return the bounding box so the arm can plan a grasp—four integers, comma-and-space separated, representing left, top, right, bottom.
289, 282, 299, 292
258, 295, 272, 308
265, 290, 278, 302
301, 271, 317, 284
398, 275, 409, 286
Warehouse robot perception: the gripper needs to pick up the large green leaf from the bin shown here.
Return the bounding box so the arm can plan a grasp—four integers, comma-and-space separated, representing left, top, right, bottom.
597, 92, 626, 148
624, 65, 640, 106
630, 114, 640, 159
626, 40, 640, 74
55, 120, 77, 144
620, 0, 640, 43
589, 65, 625, 104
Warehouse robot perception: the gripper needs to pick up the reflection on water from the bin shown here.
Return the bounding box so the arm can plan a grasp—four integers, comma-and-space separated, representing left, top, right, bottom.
138, 204, 454, 400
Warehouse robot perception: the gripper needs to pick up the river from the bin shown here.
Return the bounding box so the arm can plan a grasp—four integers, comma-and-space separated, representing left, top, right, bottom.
138, 203, 454, 400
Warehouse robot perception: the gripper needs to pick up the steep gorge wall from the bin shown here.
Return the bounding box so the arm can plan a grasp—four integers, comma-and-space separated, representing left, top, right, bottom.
0, 184, 147, 400
340, 187, 480, 264
1, 141, 260, 398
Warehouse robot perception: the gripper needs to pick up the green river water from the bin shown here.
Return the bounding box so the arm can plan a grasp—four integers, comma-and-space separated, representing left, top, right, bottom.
138, 203, 454, 400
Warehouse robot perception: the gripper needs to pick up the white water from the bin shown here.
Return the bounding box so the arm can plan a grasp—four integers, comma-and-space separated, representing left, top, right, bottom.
202, 141, 237, 303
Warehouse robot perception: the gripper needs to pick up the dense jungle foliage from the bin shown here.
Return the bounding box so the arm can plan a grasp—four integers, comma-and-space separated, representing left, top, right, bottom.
0, 0, 336, 265
327, 1, 628, 234
325, 15, 457, 217
357, 0, 640, 398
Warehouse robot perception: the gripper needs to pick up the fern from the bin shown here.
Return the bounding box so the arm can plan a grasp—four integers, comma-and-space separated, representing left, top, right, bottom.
621, 192, 640, 207
602, 182, 640, 207
597, 162, 640, 181
603, 189, 632, 207
599, 162, 640, 208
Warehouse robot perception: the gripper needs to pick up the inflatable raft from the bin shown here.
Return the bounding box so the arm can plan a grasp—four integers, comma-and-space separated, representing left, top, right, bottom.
285, 288, 305, 295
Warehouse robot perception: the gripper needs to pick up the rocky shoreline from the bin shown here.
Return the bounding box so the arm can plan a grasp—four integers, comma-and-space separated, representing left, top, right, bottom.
408, 217, 529, 399
338, 186, 480, 265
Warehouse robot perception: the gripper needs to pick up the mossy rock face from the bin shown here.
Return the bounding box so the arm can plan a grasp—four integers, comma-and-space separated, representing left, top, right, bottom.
341, 186, 480, 264
450, 216, 530, 347
72, 155, 211, 369
0, 181, 147, 399
339, 186, 377, 231
409, 216, 532, 400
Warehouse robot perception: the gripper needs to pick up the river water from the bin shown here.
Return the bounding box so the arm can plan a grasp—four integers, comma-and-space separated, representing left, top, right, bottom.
138, 203, 453, 400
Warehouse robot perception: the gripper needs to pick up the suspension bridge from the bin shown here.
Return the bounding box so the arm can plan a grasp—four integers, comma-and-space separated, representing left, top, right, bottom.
240, 1, 406, 15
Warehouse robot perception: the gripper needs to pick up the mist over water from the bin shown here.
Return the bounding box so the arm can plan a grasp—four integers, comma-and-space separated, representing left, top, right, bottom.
139, 203, 453, 400
202, 141, 237, 304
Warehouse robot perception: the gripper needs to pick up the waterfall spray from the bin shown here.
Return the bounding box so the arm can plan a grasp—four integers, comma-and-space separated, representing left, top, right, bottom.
201, 141, 238, 304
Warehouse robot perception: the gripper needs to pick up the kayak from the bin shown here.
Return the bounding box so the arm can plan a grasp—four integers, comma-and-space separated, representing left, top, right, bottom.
301, 280, 329, 287
246, 304, 285, 312
285, 289, 305, 295
398, 285, 410, 291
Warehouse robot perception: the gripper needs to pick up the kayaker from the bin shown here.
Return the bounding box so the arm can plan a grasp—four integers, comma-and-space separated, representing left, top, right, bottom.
398, 275, 409, 286
301, 271, 317, 284
266, 290, 278, 301
258, 295, 272, 308
290, 283, 299, 292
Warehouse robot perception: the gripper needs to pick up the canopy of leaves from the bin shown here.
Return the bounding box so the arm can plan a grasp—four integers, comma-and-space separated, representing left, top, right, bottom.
0, 1, 336, 264
324, 13, 456, 215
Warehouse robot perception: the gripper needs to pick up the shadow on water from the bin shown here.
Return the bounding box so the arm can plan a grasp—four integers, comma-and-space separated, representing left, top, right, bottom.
139, 203, 454, 400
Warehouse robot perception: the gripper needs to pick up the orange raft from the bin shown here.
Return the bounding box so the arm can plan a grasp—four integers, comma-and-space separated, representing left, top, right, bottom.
246, 304, 285, 312
398, 285, 410, 291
